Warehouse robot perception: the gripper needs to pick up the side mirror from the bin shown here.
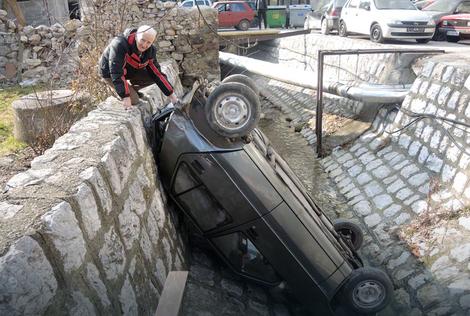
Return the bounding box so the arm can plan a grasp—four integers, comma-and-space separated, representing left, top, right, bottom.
364, 4, 370, 10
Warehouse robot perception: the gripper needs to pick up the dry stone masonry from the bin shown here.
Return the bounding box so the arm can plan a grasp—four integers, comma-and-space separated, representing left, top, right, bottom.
321, 57, 470, 314
0, 61, 187, 315
0, 0, 220, 86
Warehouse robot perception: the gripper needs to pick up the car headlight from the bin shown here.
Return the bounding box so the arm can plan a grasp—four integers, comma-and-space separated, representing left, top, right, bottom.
387, 20, 402, 26
427, 20, 435, 26
467, 21, 470, 27
442, 20, 448, 26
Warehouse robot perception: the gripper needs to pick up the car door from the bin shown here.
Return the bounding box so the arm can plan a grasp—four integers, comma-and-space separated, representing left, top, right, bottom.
342, 0, 360, 32
357, 0, 372, 34
216, 3, 232, 27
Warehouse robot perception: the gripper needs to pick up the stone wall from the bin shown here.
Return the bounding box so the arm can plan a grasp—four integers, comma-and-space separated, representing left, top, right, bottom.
0, 61, 187, 315
0, 0, 220, 86
257, 33, 425, 86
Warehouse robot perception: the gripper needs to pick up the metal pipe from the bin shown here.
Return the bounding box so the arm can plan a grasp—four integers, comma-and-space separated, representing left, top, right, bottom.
220, 52, 411, 104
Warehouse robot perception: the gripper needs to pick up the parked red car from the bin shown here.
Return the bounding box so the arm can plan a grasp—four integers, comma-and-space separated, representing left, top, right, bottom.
436, 13, 470, 42
213, 1, 255, 31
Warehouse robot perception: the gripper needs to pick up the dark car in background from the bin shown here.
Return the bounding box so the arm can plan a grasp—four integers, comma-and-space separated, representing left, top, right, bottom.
304, 0, 347, 34
436, 13, 470, 42
153, 75, 394, 315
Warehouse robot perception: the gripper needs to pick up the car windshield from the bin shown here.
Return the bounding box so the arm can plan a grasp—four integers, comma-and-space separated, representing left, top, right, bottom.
374, 0, 416, 10
422, 0, 460, 11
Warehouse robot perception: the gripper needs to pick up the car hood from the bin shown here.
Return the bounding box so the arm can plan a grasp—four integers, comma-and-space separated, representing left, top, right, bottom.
421, 10, 449, 21
374, 10, 432, 22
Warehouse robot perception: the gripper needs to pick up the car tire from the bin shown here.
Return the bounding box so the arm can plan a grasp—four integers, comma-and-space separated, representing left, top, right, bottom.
339, 267, 393, 314
333, 219, 363, 251
321, 18, 330, 35
339, 20, 348, 37
222, 74, 259, 95
447, 35, 460, 43
416, 38, 431, 43
238, 19, 250, 31
370, 24, 384, 43
432, 29, 446, 41
205, 82, 260, 138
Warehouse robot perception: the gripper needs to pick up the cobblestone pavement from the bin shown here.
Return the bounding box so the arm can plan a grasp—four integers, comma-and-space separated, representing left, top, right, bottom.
251, 72, 470, 315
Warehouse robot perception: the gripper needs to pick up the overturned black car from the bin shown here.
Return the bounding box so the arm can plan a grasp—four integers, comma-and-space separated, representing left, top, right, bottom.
152, 75, 393, 315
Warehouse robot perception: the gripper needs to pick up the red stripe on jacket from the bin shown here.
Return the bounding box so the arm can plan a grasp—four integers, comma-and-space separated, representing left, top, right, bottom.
125, 54, 148, 69
148, 59, 173, 93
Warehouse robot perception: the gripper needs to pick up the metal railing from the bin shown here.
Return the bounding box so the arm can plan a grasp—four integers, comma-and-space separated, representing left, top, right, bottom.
315, 48, 445, 157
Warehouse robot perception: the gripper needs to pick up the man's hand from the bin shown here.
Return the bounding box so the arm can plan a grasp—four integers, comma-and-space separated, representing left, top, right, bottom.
169, 93, 179, 104
122, 97, 132, 110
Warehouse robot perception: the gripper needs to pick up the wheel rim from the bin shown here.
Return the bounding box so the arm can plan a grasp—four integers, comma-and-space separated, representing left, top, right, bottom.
372, 27, 380, 40
352, 279, 385, 309
213, 95, 250, 131
339, 228, 355, 245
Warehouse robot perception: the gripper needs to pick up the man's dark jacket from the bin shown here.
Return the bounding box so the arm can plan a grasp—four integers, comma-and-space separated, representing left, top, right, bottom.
99, 28, 174, 99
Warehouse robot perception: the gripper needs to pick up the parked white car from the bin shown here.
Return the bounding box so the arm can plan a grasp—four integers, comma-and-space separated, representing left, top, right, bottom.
339, 0, 436, 43
180, 0, 212, 8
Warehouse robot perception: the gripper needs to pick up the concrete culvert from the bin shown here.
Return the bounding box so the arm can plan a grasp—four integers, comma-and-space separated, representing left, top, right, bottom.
12, 90, 91, 147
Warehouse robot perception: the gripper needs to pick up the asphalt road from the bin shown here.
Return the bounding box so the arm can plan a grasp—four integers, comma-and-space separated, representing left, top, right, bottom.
306, 28, 470, 53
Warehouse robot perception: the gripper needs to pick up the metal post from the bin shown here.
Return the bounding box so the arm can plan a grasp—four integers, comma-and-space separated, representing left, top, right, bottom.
316, 50, 324, 158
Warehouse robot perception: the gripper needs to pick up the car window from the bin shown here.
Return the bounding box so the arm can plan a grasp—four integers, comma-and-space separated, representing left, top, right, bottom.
196, 0, 205, 5
374, 0, 416, 9
422, 0, 460, 11
456, 2, 470, 13
348, 0, 359, 8
335, 0, 347, 6
218, 3, 231, 11
182, 1, 193, 7
212, 232, 280, 283
174, 163, 232, 231
358, 0, 370, 9
173, 162, 199, 194
231, 3, 247, 12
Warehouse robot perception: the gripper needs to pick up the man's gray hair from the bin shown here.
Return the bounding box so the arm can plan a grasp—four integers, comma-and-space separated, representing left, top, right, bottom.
136, 25, 157, 40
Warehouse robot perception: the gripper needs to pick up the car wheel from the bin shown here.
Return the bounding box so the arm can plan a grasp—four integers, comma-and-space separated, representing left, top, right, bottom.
321, 18, 330, 35
432, 29, 446, 41
416, 38, 431, 43
222, 74, 259, 95
370, 24, 384, 43
205, 82, 260, 138
333, 219, 363, 251
238, 19, 250, 31
447, 35, 460, 43
339, 20, 348, 37
339, 267, 393, 314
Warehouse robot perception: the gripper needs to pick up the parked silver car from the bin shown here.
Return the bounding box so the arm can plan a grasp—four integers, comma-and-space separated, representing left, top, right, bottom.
339, 0, 436, 43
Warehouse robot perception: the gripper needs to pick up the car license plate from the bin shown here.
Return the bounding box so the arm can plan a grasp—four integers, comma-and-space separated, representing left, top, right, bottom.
447, 30, 459, 36
406, 27, 424, 32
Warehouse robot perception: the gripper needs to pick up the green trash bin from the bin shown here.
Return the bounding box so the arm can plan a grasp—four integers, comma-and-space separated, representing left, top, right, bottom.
266, 5, 287, 28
